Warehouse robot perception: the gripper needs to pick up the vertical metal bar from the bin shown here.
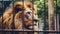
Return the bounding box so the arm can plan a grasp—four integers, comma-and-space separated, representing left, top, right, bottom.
56, 0, 57, 31
55, 0, 57, 31
57, 14, 59, 34
56, 0, 57, 33
21, 0, 24, 30
32, 0, 34, 30
14, 0, 20, 34
2, 0, 3, 29
9, 0, 11, 34
26, 0, 29, 34
43, 0, 46, 30
21, 0, 24, 34
2, 0, 6, 34
56, 0, 59, 34
11, 0, 15, 29
27, 0, 34, 34
31, 0, 34, 34
55, 15, 57, 31
43, 0, 47, 34
56, 0, 59, 31
2, 0, 3, 34
11, 0, 15, 34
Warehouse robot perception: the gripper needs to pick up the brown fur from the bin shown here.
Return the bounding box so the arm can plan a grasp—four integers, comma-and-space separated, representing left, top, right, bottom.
0, 1, 38, 30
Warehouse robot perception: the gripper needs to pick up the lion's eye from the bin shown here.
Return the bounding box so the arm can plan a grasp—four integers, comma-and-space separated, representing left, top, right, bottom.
27, 12, 31, 14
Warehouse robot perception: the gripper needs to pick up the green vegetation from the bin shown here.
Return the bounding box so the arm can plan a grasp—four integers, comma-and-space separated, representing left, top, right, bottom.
34, 0, 60, 18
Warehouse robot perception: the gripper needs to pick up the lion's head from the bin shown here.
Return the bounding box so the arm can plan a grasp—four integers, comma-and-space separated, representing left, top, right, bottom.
0, 1, 39, 30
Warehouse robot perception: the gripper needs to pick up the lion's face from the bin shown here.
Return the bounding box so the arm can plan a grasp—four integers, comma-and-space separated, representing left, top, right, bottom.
8, 2, 38, 29
24, 8, 38, 30
14, 1, 39, 30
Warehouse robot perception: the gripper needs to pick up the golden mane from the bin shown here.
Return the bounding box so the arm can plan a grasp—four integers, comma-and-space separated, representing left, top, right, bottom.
0, 1, 38, 30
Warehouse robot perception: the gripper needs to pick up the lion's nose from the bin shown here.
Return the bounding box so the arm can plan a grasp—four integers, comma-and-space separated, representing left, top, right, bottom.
33, 19, 39, 22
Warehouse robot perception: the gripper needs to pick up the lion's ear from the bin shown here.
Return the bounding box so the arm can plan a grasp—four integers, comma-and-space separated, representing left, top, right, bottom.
14, 4, 24, 13
15, 4, 24, 10
26, 2, 32, 8
14, 2, 24, 13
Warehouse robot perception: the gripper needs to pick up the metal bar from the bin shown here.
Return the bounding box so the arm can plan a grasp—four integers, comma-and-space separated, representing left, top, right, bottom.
56, 0, 60, 34
31, 0, 34, 34
21, 0, 24, 30
11, 0, 15, 34
56, 0, 59, 31
2, 0, 6, 34
11, 0, 15, 29
43, 0, 46, 30
2, 0, 3, 29
43, 0, 48, 34
57, 14, 59, 31
14, 0, 19, 34
0, 0, 60, 34
0, 29, 60, 33
31, 0, 34, 30
57, 14, 59, 34
21, 0, 24, 34
55, 0, 57, 30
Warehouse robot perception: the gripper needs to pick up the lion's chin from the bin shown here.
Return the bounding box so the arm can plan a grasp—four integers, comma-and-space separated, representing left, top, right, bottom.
25, 25, 37, 30
24, 22, 38, 30
24, 25, 33, 30
28, 26, 33, 30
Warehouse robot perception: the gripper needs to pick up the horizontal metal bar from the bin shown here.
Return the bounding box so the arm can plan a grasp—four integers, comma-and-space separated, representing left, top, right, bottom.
0, 29, 60, 33
0, 0, 14, 1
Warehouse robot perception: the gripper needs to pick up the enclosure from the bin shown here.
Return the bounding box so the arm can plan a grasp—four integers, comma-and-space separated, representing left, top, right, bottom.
0, 0, 60, 34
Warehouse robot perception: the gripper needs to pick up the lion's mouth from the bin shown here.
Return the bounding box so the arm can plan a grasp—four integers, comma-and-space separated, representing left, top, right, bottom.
24, 19, 39, 30
24, 23, 37, 30
28, 22, 38, 30
28, 26, 34, 30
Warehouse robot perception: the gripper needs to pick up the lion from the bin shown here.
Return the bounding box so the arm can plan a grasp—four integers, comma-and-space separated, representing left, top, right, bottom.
0, 1, 39, 34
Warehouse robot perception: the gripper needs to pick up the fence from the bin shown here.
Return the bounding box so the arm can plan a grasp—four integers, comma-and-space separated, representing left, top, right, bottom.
0, 0, 60, 34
